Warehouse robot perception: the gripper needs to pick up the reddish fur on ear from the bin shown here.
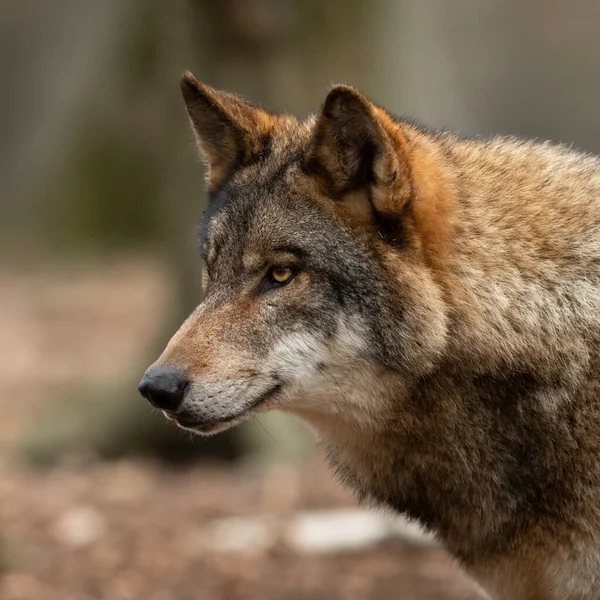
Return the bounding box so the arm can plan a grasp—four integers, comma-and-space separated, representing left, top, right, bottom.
305, 85, 413, 237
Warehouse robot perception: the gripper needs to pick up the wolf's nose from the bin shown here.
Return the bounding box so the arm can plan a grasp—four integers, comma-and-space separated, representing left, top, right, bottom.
138, 366, 188, 412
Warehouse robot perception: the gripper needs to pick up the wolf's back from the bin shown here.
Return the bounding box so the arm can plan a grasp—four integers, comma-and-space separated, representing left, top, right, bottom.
435, 134, 600, 383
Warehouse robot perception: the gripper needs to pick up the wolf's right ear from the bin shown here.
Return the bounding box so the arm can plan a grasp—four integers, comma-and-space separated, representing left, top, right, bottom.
180, 72, 273, 189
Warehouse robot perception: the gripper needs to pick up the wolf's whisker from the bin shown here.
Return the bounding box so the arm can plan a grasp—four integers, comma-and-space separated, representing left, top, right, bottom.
254, 415, 278, 444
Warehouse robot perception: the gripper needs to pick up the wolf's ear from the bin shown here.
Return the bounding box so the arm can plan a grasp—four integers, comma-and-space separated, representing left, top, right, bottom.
180, 71, 273, 189
305, 86, 412, 233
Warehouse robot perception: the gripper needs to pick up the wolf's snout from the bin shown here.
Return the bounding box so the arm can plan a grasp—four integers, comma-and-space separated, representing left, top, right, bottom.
138, 365, 188, 412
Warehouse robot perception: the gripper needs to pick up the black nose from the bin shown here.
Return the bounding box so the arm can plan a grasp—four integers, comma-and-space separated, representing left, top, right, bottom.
138, 366, 188, 412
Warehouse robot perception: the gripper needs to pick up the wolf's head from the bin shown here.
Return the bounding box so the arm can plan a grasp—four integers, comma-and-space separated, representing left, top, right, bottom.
138, 72, 450, 437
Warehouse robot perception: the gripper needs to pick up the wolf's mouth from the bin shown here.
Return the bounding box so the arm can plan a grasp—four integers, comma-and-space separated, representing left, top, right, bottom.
171, 382, 283, 435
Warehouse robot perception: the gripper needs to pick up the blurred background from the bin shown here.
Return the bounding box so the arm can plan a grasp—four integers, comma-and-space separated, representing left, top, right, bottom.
1, 1, 600, 598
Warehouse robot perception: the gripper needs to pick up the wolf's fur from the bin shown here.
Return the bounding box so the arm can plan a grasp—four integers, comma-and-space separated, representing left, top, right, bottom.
145, 71, 600, 599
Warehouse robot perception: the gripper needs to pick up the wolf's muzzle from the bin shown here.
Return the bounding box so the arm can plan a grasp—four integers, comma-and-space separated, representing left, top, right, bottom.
138, 365, 188, 412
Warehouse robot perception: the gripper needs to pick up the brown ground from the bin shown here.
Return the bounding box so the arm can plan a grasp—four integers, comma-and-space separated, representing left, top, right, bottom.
0, 257, 482, 600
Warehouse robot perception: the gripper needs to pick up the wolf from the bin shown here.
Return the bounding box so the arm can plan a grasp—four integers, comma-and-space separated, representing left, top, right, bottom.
138, 71, 600, 599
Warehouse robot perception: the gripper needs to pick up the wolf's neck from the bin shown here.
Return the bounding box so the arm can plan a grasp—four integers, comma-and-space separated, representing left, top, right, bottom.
302, 367, 583, 567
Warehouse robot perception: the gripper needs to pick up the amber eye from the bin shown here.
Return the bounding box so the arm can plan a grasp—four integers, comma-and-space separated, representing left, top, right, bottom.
270, 266, 294, 284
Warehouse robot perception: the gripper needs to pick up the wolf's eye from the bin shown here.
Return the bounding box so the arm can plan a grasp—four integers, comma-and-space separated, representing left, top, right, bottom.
270, 266, 294, 284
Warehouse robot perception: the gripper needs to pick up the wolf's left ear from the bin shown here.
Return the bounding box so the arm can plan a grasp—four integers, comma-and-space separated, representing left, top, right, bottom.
305, 86, 412, 231
180, 71, 274, 189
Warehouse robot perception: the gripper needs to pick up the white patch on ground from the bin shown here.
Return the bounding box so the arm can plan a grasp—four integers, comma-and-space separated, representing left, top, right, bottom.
184, 508, 434, 555
287, 509, 434, 553
181, 515, 279, 556
51, 506, 107, 548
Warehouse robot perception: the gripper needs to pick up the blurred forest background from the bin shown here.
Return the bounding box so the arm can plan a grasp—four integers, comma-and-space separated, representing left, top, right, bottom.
1, 1, 600, 599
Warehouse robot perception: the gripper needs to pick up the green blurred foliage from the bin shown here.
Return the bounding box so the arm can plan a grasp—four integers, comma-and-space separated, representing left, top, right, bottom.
46, 121, 161, 251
